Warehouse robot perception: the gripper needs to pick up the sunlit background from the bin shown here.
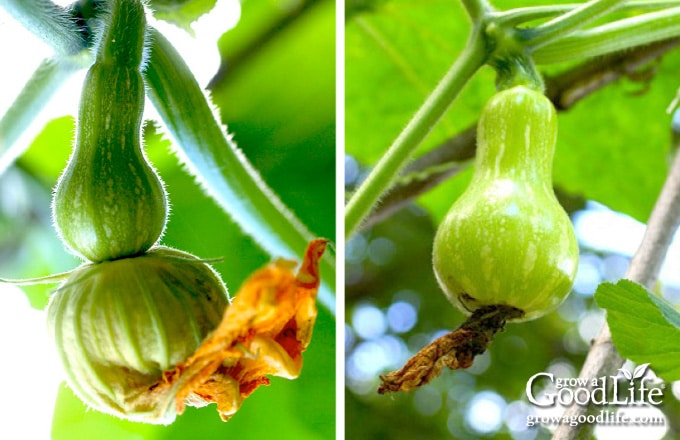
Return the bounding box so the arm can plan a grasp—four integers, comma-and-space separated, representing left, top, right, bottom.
3, 0, 680, 438
0, 2, 241, 437
345, 154, 680, 440
0, 1, 341, 439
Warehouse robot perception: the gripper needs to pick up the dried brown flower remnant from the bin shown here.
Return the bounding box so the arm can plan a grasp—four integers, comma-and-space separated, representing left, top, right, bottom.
378, 305, 523, 394
165, 238, 328, 421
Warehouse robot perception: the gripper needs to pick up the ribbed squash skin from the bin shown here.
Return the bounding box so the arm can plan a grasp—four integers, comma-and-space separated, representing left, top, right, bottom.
53, 0, 167, 262
433, 86, 578, 321
46, 247, 228, 424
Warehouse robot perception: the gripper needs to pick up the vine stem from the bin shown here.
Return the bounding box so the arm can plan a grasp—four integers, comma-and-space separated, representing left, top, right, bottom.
0, 0, 85, 56
552, 123, 680, 440
493, 1, 680, 27
534, 7, 680, 64
0, 57, 81, 174
521, 0, 624, 49
144, 28, 336, 314
461, 0, 493, 22
344, 30, 487, 238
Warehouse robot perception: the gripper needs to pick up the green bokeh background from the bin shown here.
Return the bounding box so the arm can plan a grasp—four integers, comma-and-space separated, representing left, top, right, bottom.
0, 0, 335, 439
345, 1, 680, 439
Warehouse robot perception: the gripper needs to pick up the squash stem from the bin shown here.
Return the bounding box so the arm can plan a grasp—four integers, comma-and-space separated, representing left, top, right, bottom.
533, 7, 680, 64
0, 0, 85, 56
494, 1, 680, 28
144, 28, 336, 315
461, 0, 493, 22
520, 0, 625, 50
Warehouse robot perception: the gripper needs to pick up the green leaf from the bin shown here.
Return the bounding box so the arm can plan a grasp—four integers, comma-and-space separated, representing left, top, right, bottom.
148, 0, 218, 33
345, 0, 489, 166
52, 383, 160, 440
553, 67, 678, 223
594, 279, 680, 381
19, 115, 74, 183
203, 0, 336, 301
648, 290, 680, 329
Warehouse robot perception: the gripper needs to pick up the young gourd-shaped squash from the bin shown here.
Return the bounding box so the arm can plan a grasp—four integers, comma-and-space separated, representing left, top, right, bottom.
52, 0, 167, 263
433, 86, 578, 321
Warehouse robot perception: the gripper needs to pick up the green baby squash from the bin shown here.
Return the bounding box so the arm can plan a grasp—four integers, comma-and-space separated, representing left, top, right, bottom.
47, 246, 229, 424
53, 0, 167, 262
433, 86, 579, 321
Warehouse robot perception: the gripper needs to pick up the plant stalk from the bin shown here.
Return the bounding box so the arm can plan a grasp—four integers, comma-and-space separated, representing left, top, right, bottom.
494, 1, 680, 27
522, 0, 624, 49
0, 57, 81, 174
144, 28, 336, 314
344, 30, 487, 238
0, 0, 85, 56
534, 7, 680, 64
461, 0, 493, 22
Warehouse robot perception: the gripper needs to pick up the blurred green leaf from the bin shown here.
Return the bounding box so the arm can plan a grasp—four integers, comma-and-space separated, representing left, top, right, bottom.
149, 0, 217, 33
345, 0, 492, 166
553, 69, 677, 223
595, 279, 680, 381
20, 115, 73, 184
52, 384, 160, 440
210, 0, 335, 240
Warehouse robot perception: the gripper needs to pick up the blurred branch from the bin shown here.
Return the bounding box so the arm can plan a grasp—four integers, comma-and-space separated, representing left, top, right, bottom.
544, 37, 680, 109
359, 37, 680, 231
553, 95, 680, 440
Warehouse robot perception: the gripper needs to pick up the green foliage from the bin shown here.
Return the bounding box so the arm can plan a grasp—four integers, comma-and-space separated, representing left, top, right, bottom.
345, 1, 680, 439
554, 76, 675, 223
0, 0, 335, 438
346, 0, 679, 225
346, 0, 488, 168
211, 0, 336, 241
595, 280, 680, 381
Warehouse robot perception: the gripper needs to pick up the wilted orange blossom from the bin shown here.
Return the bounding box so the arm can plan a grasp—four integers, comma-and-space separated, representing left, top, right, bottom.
158, 238, 328, 421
